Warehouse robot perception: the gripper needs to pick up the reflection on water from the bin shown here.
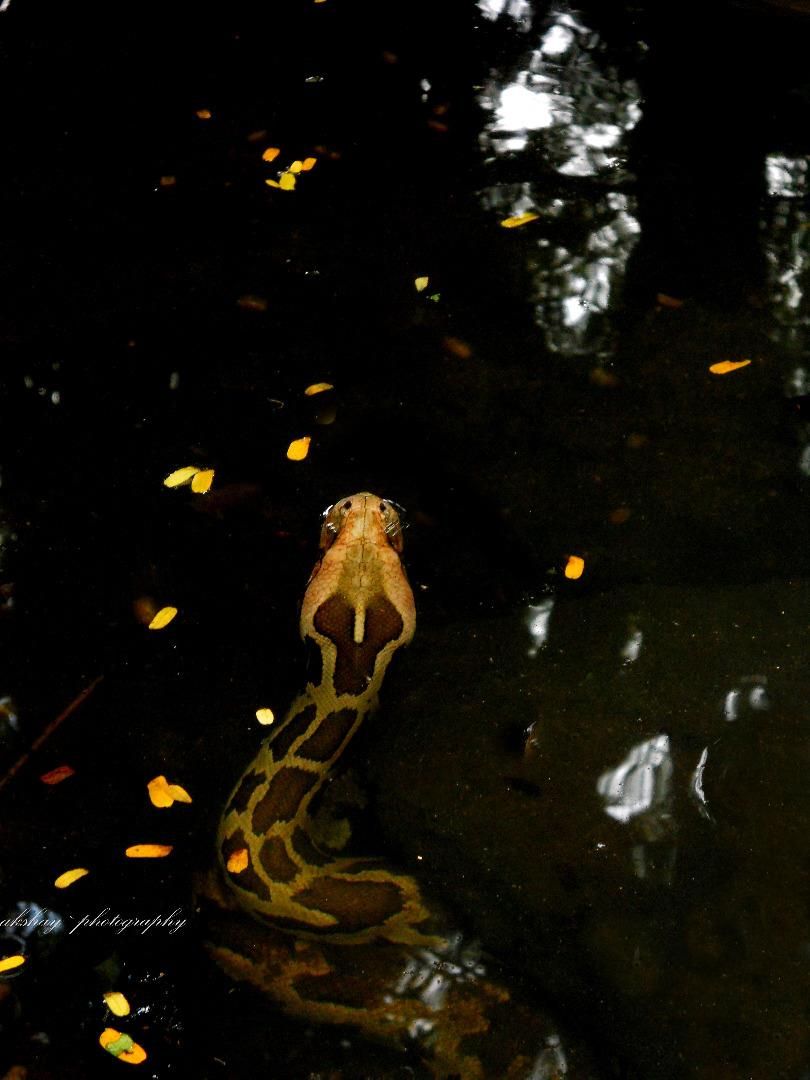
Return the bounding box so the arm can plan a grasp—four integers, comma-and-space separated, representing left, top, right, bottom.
477, 3, 642, 357
597, 734, 673, 840
525, 597, 555, 656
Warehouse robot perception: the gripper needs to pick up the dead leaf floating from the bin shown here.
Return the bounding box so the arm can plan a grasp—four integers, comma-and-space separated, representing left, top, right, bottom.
99, 1028, 147, 1064
286, 436, 311, 462
40, 764, 75, 785
125, 844, 173, 859
148, 607, 177, 631
255, 708, 275, 726
163, 466, 199, 488
190, 469, 214, 494
0, 955, 25, 974
261, 147, 280, 162
564, 555, 585, 580
54, 868, 89, 889
500, 212, 539, 229
709, 359, 751, 375
414, 276, 429, 292
226, 848, 249, 873
304, 382, 333, 396
147, 775, 192, 808
104, 991, 131, 1017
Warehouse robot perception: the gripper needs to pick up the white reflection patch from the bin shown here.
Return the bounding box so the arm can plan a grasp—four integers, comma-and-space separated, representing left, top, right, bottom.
690, 746, 712, 821
597, 734, 672, 824
621, 628, 643, 664
765, 154, 808, 199
526, 598, 555, 656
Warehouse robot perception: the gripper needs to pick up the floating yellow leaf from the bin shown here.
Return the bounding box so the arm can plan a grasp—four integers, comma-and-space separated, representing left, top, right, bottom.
500, 211, 539, 229
100, 1028, 147, 1064
0, 954, 25, 973
190, 469, 214, 494
278, 171, 296, 190
148, 607, 177, 631
564, 555, 585, 580
256, 707, 275, 725
103, 991, 131, 1017
289, 160, 304, 173
195, 109, 212, 120
54, 868, 89, 889
147, 775, 192, 808
125, 844, 173, 858
414, 276, 429, 292
163, 466, 199, 488
301, 157, 317, 171
226, 848, 249, 873
264, 179, 280, 188
709, 359, 751, 375
261, 146, 280, 162
304, 382, 334, 396
286, 436, 311, 461
40, 764, 75, 785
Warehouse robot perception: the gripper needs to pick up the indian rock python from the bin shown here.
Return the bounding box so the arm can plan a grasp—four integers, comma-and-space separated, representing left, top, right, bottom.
196, 492, 596, 1079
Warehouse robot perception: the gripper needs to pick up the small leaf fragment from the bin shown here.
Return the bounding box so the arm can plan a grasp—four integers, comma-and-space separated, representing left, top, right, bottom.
0, 954, 25, 973
125, 844, 173, 858
564, 555, 585, 580
261, 147, 280, 162
500, 211, 539, 229
304, 382, 334, 396
190, 469, 214, 494
237, 294, 268, 311
264, 179, 281, 188
148, 607, 178, 631
104, 991, 131, 1017
278, 171, 296, 190
301, 157, 317, 171
163, 466, 199, 488
148, 775, 192, 808
289, 160, 304, 173
256, 707, 275, 726
54, 867, 89, 889
195, 109, 212, 120
414, 276, 429, 292
709, 359, 751, 375
226, 848, 249, 873
40, 764, 75, 785
100, 1028, 147, 1063
656, 293, 684, 308
286, 436, 311, 461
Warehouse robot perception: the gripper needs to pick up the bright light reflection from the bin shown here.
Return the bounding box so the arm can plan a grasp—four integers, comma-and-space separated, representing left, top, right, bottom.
621, 628, 643, 664
597, 734, 672, 825
690, 747, 712, 821
525, 598, 555, 656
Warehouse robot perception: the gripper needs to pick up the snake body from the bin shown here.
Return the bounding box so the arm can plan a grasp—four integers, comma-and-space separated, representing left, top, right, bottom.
197, 493, 594, 1079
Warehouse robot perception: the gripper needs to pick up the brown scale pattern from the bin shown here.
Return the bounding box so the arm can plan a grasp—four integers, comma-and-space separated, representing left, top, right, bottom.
252, 767, 318, 831
259, 836, 301, 883
293, 877, 405, 933
270, 704, 317, 761
313, 595, 403, 695
296, 707, 358, 762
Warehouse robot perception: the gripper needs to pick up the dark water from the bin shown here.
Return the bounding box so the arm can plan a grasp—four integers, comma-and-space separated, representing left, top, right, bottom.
3, 0, 810, 1076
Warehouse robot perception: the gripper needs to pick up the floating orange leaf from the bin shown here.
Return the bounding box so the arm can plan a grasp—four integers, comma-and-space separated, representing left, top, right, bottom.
500, 211, 539, 229
190, 469, 214, 494
414, 276, 429, 292
226, 848, 249, 873
301, 157, 317, 171
564, 555, 585, 580
255, 707, 275, 726
278, 171, 296, 191
286, 436, 311, 461
40, 764, 75, 785
442, 336, 472, 360
104, 991, 131, 1017
261, 146, 280, 162
148, 607, 177, 631
100, 1028, 147, 1064
656, 293, 684, 308
609, 507, 633, 525
304, 382, 333, 396
163, 466, 199, 488
0, 955, 25, 974
289, 160, 304, 173
54, 868, 89, 889
147, 775, 192, 808
709, 359, 751, 375
159, 176, 176, 188
125, 844, 173, 859
195, 109, 212, 120
264, 179, 280, 188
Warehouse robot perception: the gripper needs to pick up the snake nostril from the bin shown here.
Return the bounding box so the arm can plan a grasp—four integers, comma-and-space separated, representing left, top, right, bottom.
343, 500, 352, 510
